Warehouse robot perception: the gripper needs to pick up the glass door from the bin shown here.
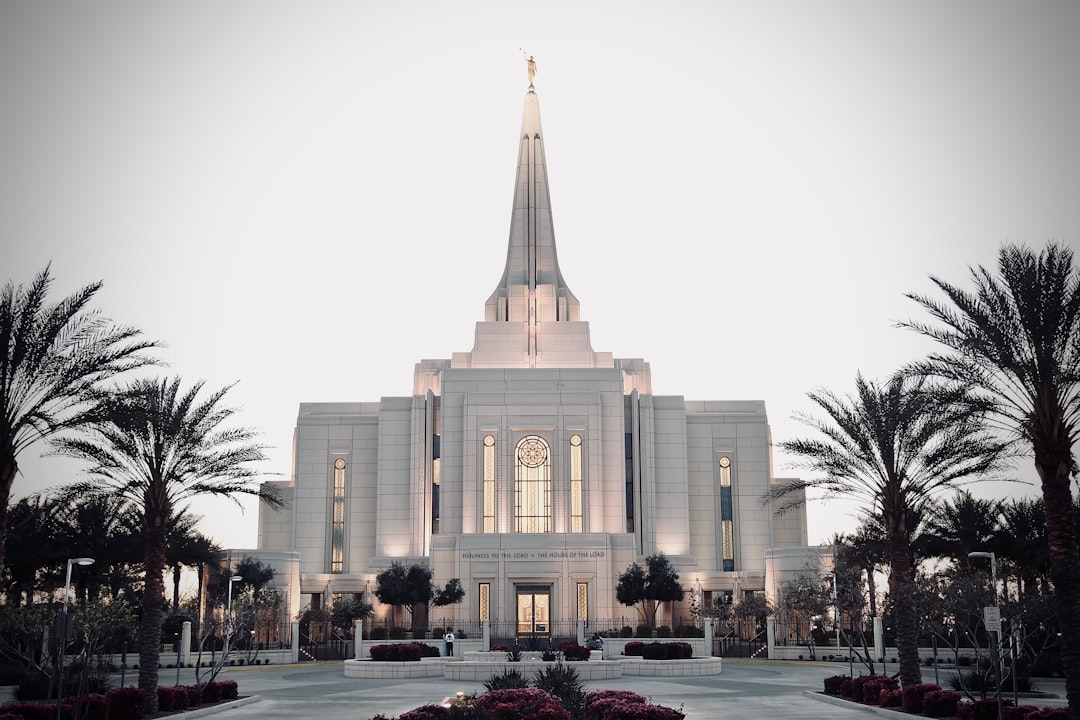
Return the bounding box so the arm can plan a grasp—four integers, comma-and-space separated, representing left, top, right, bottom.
516, 586, 551, 636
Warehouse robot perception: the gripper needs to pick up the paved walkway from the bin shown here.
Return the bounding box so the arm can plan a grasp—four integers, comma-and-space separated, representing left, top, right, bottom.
140, 660, 1068, 720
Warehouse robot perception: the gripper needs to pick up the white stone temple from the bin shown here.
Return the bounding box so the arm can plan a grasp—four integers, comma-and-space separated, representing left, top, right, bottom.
250, 70, 820, 634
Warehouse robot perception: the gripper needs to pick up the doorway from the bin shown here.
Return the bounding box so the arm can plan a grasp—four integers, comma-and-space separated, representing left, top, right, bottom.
516, 585, 551, 637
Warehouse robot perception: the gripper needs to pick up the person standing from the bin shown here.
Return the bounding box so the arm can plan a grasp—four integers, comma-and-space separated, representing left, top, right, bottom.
444, 629, 455, 657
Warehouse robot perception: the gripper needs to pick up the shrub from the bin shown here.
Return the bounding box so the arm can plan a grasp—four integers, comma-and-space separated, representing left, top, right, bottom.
1026, 710, 1072, 720
399, 705, 452, 720
420, 643, 442, 658
923, 690, 962, 717
619, 626, 634, 638
970, 698, 1015, 720
881, 689, 902, 707
595, 704, 685, 720
473, 688, 569, 720
389, 627, 407, 639
181, 685, 202, 706
218, 680, 239, 700
635, 624, 652, 638
370, 627, 388, 640
506, 646, 523, 663
640, 642, 692, 661
157, 686, 186, 712
822, 675, 848, 695
491, 644, 509, 651
848, 675, 876, 703
413, 628, 428, 640
674, 624, 704, 638
901, 683, 941, 713
859, 676, 898, 704
369, 643, 424, 661
1004, 706, 1042, 720
655, 625, 671, 638
79, 693, 107, 720
534, 662, 586, 718
202, 681, 223, 703
2, 702, 73, 720
623, 642, 645, 657
484, 669, 530, 691
105, 687, 145, 720
561, 643, 591, 662
584, 690, 647, 720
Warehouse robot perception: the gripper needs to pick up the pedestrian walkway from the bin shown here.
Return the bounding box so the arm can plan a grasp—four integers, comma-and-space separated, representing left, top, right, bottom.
104, 661, 1067, 720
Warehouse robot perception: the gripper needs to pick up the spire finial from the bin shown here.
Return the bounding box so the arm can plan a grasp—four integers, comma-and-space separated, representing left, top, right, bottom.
520, 49, 537, 88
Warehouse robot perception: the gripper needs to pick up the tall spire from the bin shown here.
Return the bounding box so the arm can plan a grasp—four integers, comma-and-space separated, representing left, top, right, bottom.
484, 67, 580, 328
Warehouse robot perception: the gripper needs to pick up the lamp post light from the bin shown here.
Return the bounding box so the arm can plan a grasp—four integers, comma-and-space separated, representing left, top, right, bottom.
57, 557, 94, 720
224, 576, 242, 657
969, 551, 1003, 720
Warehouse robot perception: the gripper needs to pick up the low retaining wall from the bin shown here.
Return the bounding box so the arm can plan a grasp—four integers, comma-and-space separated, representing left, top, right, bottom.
343, 657, 721, 680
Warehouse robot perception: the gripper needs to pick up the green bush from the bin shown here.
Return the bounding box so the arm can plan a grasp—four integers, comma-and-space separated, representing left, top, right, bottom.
619, 626, 634, 638
635, 624, 652, 638
484, 668, 530, 691
655, 626, 671, 638
534, 662, 585, 719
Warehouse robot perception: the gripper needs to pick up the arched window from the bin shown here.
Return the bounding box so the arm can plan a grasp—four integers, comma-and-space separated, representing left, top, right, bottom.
515, 435, 552, 533
483, 435, 496, 533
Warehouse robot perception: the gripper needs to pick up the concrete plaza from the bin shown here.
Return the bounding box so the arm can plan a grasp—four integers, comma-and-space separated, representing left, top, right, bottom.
154, 659, 1067, 720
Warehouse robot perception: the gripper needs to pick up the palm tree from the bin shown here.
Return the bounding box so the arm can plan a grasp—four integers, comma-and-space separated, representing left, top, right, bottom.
51, 377, 283, 714
0, 266, 157, 571
162, 510, 219, 614
903, 241, 1080, 714
771, 371, 1009, 686
3, 495, 62, 605
53, 494, 142, 604
921, 491, 1003, 567
996, 498, 1049, 602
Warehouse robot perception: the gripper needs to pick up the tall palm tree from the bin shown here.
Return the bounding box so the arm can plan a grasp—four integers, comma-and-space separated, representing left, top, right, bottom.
162, 508, 219, 613
996, 497, 1049, 603
53, 494, 142, 604
771, 371, 1009, 686
3, 494, 62, 605
903, 241, 1080, 714
0, 266, 156, 571
51, 377, 283, 714
921, 491, 1003, 567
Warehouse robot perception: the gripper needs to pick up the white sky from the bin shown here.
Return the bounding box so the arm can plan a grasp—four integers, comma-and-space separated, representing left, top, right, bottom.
2, 1, 1078, 551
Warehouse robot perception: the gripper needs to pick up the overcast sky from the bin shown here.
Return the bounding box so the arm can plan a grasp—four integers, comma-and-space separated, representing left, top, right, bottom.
3, 1, 1078, 551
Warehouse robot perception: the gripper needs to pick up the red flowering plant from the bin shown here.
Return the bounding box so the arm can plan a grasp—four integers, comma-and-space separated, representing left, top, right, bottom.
474, 688, 569, 720
584, 690, 647, 720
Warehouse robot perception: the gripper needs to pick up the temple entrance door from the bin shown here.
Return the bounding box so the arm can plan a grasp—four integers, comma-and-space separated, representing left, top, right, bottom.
516, 586, 551, 637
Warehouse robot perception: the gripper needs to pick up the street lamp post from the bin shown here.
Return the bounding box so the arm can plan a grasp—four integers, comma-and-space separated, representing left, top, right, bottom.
224, 576, 242, 658
57, 557, 94, 720
969, 551, 1003, 720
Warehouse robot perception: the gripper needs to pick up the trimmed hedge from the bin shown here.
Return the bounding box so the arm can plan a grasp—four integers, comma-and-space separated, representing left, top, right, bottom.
105, 687, 145, 720
901, 683, 941, 713
823, 675, 848, 695
640, 642, 692, 660
559, 643, 591, 661
473, 688, 569, 720
584, 690, 647, 720
398, 705, 452, 720
923, 690, 961, 717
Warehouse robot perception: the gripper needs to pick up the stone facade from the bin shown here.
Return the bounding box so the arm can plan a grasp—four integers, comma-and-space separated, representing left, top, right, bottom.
251, 79, 818, 633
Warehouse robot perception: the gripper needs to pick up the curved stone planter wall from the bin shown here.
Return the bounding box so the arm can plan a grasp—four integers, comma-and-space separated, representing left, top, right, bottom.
343, 657, 722, 680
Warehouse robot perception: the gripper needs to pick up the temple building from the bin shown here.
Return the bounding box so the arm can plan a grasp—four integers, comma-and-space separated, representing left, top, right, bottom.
252, 71, 818, 634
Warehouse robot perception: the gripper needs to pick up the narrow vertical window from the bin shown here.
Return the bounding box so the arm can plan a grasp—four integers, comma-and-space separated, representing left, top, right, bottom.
624, 433, 634, 533
432, 434, 441, 535
570, 434, 583, 533
479, 583, 490, 623
483, 435, 496, 533
515, 435, 551, 533
577, 582, 588, 626
719, 456, 735, 572
331, 458, 346, 574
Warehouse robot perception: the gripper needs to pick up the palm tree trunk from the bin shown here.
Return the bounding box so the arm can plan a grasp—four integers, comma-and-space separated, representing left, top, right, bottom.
139, 511, 168, 715
0, 451, 15, 574
172, 565, 181, 613
1038, 456, 1080, 719
888, 524, 922, 686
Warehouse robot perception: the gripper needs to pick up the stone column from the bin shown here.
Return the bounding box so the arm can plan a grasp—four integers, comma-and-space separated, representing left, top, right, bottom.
483, 620, 490, 651
577, 619, 585, 646
290, 622, 300, 664
873, 616, 884, 662
704, 618, 713, 658
766, 617, 775, 660
180, 621, 192, 667
354, 619, 364, 660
